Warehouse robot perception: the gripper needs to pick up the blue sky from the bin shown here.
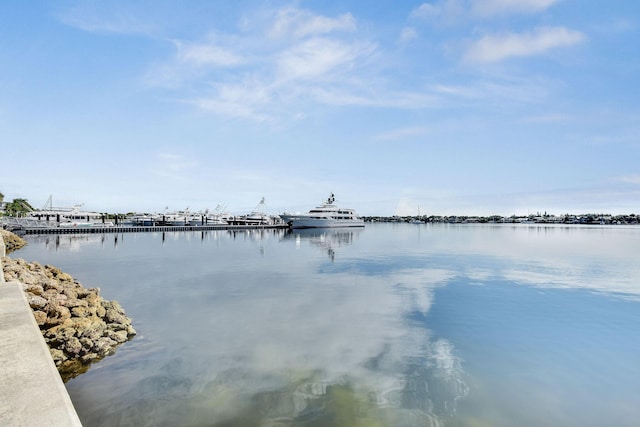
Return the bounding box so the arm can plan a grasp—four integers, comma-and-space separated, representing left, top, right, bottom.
1, 0, 639, 216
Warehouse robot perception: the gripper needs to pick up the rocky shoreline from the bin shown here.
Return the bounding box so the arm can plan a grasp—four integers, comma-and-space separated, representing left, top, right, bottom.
1, 230, 136, 382
1, 228, 27, 253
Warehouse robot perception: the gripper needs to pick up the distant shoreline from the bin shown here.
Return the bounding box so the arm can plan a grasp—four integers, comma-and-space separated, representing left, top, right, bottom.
364, 213, 638, 225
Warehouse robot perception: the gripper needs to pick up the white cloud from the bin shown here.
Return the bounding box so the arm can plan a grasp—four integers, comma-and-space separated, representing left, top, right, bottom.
399, 27, 419, 43
471, 0, 560, 17
617, 174, 640, 185
430, 78, 550, 105
269, 7, 356, 39
375, 127, 430, 141
521, 113, 574, 123
175, 40, 244, 67
140, 6, 389, 122
410, 0, 560, 22
57, 3, 155, 35
308, 87, 439, 109
410, 0, 466, 23
464, 26, 586, 63
277, 37, 374, 81
188, 81, 273, 122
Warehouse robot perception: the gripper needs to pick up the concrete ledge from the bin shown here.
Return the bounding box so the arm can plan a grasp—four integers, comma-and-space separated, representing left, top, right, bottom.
0, 280, 82, 426
0, 233, 5, 281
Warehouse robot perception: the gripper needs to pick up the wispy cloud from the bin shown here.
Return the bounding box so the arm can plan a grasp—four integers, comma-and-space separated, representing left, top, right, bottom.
375, 127, 430, 141
617, 174, 640, 185
174, 39, 245, 67
276, 37, 373, 81
410, 0, 466, 24
187, 81, 274, 122
431, 77, 550, 105
59, 2, 586, 124
268, 7, 356, 39
471, 0, 561, 17
399, 27, 419, 43
410, 0, 560, 22
410, 0, 559, 25
464, 26, 586, 63
56, 3, 155, 35
142, 6, 389, 122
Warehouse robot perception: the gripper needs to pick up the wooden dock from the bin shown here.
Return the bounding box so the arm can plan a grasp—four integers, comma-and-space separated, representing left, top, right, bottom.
12, 224, 289, 235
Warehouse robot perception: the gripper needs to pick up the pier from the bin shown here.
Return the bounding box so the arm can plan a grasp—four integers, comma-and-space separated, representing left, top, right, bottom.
4, 221, 289, 235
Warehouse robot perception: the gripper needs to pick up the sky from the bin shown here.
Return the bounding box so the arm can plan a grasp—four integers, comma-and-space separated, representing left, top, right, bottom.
1, 0, 639, 217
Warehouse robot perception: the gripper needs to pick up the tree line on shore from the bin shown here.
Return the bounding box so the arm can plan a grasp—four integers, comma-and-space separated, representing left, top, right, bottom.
364, 213, 639, 225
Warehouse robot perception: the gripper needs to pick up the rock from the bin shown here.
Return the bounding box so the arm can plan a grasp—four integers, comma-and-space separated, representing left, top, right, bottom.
64, 337, 83, 356
44, 302, 71, 326
70, 306, 92, 318
105, 307, 128, 326
94, 337, 117, 356
22, 283, 44, 295
0, 229, 27, 253
47, 325, 77, 342
81, 352, 99, 363
1, 256, 136, 382
65, 298, 88, 308
78, 319, 106, 341
96, 304, 106, 318
62, 287, 78, 300
27, 294, 48, 310
113, 330, 130, 343
79, 337, 94, 351
50, 348, 66, 365
32, 310, 47, 325
42, 278, 63, 292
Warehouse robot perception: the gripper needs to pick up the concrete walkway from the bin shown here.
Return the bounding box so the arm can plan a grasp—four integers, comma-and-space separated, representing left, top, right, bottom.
1, 235, 82, 426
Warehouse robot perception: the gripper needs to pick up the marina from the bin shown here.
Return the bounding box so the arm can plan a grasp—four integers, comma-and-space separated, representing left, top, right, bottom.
1, 194, 366, 235
2, 222, 289, 235
1, 195, 290, 235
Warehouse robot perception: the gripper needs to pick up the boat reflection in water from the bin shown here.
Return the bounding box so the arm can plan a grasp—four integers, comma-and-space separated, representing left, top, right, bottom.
283, 227, 361, 261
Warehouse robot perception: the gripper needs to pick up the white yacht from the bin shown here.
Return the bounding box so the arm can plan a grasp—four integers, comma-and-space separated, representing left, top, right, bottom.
25, 196, 114, 228
236, 198, 275, 225
281, 194, 364, 229
202, 204, 233, 225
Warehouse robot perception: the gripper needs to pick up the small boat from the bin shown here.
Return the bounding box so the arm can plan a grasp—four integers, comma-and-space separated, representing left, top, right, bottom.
281, 194, 364, 229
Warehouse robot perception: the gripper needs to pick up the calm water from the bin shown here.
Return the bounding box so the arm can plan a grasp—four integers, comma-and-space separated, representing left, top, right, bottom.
14, 223, 640, 427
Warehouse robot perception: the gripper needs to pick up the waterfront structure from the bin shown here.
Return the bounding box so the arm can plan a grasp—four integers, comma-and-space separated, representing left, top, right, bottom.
280, 194, 364, 228
22, 196, 113, 228
235, 198, 278, 225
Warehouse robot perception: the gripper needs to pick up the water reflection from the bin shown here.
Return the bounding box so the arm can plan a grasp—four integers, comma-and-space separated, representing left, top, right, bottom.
282, 228, 362, 261
14, 224, 640, 427
19, 227, 468, 426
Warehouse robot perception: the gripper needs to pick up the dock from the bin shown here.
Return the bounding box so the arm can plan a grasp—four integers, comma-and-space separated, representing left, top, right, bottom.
4, 222, 289, 235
